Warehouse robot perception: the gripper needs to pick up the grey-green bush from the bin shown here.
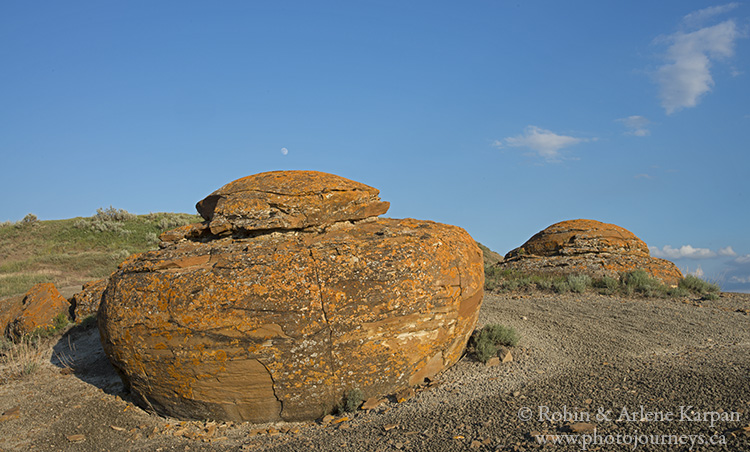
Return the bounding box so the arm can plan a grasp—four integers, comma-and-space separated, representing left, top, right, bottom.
567, 274, 591, 293
471, 324, 520, 363
342, 388, 364, 412
679, 275, 720, 297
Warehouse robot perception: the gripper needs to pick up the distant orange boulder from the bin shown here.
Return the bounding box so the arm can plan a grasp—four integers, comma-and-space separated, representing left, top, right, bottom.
99, 171, 484, 423
70, 278, 108, 321
1, 283, 70, 339
500, 219, 683, 286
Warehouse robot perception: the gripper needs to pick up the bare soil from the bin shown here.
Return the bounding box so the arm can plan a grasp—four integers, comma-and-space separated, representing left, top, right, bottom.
1, 291, 749, 451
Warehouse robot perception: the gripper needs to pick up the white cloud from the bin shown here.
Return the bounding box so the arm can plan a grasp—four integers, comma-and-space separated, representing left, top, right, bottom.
682, 3, 740, 29
280, 147, 289, 155
730, 275, 750, 284
617, 115, 651, 136
736, 254, 750, 264
634, 173, 653, 179
650, 244, 717, 259
689, 265, 705, 277
718, 246, 737, 256
494, 126, 591, 161
655, 17, 743, 114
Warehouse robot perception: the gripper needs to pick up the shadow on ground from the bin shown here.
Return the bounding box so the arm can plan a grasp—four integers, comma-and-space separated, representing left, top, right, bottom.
49, 322, 125, 396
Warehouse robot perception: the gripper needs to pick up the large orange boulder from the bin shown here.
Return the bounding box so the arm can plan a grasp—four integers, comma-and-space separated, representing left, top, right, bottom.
499, 219, 682, 286
99, 171, 484, 423
1, 283, 71, 338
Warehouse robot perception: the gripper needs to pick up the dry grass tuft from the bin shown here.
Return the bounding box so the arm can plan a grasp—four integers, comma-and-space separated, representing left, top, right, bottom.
0, 336, 53, 384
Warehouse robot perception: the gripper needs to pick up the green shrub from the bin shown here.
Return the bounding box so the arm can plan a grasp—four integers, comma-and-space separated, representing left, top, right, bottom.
567, 274, 591, 293
79, 315, 98, 329
679, 275, 720, 299
535, 278, 554, 291
95, 206, 136, 222
29, 312, 70, 339
342, 388, 364, 412
145, 232, 159, 245
552, 280, 570, 293
21, 213, 39, 224
596, 276, 620, 295
621, 269, 667, 298
470, 324, 520, 363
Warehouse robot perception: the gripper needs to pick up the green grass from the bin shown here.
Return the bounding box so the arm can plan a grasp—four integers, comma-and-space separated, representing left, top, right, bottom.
485, 267, 569, 293
28, 312, 70, 340
0, 209, 201, 298
470, 324, 520, 363
484, 264, 722, 300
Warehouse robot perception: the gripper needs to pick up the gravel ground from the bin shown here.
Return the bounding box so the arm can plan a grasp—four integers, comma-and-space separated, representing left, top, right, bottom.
1, 291, 748, 451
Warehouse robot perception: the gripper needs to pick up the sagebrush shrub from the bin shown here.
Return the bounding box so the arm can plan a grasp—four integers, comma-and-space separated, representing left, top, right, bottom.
95, 206, 136, 222
343, 388, 364, 412
679, 275, 720, 297
471, 324, 519, 363
567, 274, 591, 293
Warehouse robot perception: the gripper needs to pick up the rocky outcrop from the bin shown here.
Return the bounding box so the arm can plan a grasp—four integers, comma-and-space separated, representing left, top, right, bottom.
478, 242, 503, 267
98, 171, 484, 424
499, 219, 682, 286
0, 283, 70, 339
70, 278, 108, 321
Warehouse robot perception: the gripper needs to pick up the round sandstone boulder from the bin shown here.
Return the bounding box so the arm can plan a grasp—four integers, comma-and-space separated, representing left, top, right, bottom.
99, 173, 484, 424
500, 219, 683, 286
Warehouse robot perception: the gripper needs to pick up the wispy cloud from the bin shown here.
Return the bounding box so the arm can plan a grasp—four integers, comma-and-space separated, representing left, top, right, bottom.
682, 3, 740, 28
651, 244, 742, 260
634, 173, 653, 180
654, 5, 744, 114
617, 115, 651, 136
718, 246, 737, 256
650, 244, 716, 259
726, 253, 750, 287
494, 126, 592, 161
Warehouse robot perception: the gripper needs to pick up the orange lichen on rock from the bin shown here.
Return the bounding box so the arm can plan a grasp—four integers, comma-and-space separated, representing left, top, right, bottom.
499, 219, 683, 286
70, 278, 108, 321
195, 170, 390, 235
1, 283, 70, 338
98, 171, 484, 423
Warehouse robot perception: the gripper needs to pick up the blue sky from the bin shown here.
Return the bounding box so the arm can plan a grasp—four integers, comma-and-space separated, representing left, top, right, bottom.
1, 1, 749, 291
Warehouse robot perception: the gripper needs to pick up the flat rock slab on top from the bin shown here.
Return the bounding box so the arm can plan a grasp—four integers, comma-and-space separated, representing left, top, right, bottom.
195, 171, 390, 235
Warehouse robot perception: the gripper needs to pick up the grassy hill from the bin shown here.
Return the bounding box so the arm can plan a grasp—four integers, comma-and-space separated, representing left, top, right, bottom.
0, 208, 201, 299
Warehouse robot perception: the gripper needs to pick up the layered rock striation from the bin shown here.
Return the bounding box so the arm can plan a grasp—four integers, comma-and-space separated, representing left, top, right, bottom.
98, 171, 484, 423
498, 219, 682, 286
